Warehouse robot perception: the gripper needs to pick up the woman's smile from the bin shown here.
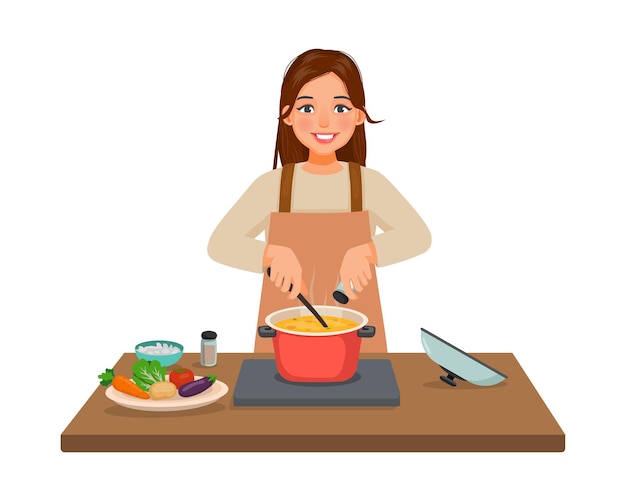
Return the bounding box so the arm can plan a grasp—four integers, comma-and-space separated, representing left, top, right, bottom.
313, 133, 339, 143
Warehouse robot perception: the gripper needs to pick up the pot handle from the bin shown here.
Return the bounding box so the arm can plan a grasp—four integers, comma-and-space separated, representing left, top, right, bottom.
358, 325, 376, 338
258, 325, 276, 338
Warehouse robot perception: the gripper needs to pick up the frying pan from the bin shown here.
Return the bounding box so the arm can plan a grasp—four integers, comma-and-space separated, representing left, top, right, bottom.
420, 328, 507, 387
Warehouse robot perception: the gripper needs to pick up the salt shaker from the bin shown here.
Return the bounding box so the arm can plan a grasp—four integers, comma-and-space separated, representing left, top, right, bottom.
333, 281, 356, 304
200, 330, 217, 367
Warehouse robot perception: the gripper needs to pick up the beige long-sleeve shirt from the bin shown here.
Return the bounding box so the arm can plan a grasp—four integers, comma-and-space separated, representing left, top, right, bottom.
208, 162, 431, 273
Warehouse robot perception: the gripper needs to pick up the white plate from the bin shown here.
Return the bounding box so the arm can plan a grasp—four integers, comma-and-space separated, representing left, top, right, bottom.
105, 376, 229, 412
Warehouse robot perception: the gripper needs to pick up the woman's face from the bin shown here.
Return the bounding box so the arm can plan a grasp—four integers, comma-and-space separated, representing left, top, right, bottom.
283, 72, 365, 159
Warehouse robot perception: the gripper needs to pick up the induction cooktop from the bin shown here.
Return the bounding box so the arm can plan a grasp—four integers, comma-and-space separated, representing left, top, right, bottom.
233, 358, 400, 406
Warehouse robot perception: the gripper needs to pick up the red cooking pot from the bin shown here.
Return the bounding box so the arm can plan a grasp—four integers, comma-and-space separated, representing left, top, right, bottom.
258, 305, 375, 383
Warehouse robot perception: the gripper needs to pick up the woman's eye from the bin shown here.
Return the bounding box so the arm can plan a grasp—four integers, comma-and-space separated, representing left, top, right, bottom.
296, 104, 314, 113
334, 104, 352, 113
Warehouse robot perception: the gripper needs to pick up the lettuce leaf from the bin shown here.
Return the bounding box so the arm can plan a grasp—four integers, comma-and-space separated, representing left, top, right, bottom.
132, 359, 166, 391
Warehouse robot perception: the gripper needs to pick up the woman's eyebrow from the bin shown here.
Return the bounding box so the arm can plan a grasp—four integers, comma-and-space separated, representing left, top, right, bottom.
296, 95, 313, 100
334, 95, 350, 100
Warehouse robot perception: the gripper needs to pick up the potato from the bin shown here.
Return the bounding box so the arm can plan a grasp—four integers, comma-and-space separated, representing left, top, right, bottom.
149, 381, 177, 400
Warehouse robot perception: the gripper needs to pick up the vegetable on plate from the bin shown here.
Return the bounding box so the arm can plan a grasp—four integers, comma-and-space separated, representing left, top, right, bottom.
132, 359, 166, 391
179, 375, 217, 397
149, 381, 177, 400
169, 368, 195, 389
98, 369, 149, 399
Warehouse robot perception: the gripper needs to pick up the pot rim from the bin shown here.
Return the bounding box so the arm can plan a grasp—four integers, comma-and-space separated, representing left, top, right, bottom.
265, 305, 368, 337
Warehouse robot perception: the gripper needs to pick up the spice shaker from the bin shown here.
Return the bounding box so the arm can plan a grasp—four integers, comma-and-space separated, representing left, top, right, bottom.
333, 281, 356, 304
201, 330, 217, 367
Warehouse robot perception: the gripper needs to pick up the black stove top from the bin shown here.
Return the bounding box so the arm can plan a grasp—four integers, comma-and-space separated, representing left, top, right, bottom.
233, 358, 400, 406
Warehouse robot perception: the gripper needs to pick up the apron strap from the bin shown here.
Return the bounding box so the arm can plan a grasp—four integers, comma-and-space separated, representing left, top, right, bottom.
279, 163, 295, 212
348, 162, 362, 212
279, 162, 363, 212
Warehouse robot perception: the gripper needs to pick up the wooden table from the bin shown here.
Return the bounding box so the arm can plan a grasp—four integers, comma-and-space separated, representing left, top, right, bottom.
61, 352, 565, 452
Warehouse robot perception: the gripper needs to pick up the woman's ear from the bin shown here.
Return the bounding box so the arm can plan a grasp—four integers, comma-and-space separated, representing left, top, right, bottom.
282, 105, 292, 126
355, 109, 366, 126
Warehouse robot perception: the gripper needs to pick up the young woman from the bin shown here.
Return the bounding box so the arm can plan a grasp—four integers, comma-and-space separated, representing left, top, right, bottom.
208, 49, 431, 352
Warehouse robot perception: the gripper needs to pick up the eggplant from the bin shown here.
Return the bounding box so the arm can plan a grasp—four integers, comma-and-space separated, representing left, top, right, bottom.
178, 375, 217, 397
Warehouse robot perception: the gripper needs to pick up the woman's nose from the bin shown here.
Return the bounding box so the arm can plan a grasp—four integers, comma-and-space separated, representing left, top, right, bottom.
318, 108, 329, 128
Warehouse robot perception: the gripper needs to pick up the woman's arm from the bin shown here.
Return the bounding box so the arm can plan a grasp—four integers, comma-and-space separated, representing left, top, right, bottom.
363, 168, 432, 267
207, 170, 280, 273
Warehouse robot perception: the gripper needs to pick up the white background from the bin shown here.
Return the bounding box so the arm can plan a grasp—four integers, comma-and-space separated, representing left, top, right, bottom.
1, 1, 624, 499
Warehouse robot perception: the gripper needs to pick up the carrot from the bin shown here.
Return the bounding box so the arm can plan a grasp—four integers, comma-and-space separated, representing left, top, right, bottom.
112, 375, 150, 399
98, 368, 150, 399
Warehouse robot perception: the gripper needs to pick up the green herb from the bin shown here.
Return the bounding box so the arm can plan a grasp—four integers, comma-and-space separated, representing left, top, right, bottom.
98, 368, 115, 386
132, 359, 166, 391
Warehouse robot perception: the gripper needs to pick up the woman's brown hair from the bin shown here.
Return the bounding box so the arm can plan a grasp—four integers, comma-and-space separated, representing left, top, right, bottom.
273, 49, 381, 169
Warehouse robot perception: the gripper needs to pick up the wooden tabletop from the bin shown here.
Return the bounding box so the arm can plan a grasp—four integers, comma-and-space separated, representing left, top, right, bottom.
61, 352, 565, 452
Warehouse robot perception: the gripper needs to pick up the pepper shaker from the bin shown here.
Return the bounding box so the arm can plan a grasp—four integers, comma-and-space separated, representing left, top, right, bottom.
201, 330, 217, 367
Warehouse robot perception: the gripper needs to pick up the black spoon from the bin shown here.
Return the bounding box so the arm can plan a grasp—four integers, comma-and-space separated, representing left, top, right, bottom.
265, 267, 329, 329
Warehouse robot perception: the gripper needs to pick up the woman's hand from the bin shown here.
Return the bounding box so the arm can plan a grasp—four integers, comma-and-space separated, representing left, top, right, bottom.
263, 244, 307, 299
339, 242, 378, 300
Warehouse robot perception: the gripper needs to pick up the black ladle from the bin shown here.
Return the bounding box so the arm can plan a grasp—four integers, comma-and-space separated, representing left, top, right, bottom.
265, 267, 329, 329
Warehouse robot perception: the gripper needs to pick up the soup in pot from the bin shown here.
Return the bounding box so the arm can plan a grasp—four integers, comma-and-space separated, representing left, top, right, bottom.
274, 315, 360, 333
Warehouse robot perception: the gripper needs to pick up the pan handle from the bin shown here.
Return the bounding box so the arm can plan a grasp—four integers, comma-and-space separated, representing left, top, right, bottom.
357, 326, 376, 338
258, 325, 276, 338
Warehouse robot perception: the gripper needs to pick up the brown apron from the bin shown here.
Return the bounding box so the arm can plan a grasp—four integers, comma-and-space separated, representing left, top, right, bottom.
254, 162, 387, 353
